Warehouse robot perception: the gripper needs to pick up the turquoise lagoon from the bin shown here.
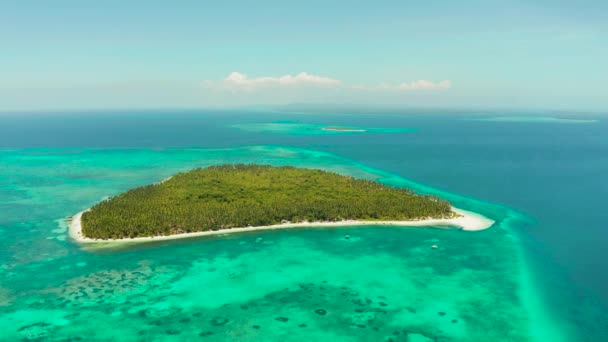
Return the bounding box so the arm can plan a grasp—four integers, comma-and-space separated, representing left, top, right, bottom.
467, 116, 598, 124
1, 110, 607, 341
1, 146, 561, 341
231, 122, 414, 135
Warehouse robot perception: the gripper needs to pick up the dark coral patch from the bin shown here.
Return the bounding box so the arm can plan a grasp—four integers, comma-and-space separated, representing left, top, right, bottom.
165, 329, 180, 335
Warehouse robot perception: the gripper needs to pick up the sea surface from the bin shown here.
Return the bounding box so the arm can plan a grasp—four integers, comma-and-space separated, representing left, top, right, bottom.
0, 109, 606, 341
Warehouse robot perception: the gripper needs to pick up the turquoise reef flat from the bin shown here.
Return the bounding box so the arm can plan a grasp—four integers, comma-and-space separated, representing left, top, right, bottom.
0, 146, 566, 341
467, 116, 599, 124
231, 122, 414, 135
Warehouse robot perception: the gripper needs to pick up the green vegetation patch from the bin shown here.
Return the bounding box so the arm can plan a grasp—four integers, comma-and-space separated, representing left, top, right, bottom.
81, 165, 453, 239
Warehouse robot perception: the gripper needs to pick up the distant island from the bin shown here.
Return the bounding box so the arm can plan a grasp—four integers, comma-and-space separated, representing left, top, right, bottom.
70, 165, 493, 243
322, 126, 366, 132
230, 122, 414, 135
470, 116, 598, 124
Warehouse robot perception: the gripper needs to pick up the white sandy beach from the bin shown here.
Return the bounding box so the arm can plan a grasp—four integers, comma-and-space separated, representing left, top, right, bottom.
68, 207, 494, 245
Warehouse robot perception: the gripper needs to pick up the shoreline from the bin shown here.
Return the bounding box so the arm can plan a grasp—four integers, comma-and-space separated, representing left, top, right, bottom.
68, 207, 494, 245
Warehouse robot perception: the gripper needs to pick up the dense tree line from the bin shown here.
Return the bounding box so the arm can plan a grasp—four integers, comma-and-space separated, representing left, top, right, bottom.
81, 164, 454, 239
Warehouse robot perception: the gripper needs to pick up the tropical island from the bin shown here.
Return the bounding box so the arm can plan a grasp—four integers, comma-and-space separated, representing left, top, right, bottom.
70, 164, 493, 243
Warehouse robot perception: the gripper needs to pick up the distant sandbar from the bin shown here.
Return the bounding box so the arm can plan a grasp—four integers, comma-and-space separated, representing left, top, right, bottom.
322, 126, 367, 132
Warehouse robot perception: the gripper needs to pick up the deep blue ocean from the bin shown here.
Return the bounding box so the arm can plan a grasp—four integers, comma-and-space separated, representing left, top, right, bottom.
1, 109, 607, 341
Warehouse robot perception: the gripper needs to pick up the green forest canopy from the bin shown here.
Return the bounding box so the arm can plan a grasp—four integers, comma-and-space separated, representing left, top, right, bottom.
81, 164, 454, 239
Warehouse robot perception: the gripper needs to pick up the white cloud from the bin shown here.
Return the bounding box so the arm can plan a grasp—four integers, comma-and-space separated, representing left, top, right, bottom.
203, 72, 452, 93
204, 72, 342, 90
353, 80, 452, 92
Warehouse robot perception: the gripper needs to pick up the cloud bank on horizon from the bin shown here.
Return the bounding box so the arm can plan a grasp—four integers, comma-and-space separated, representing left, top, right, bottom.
204, 72, 452, 92
1, 1, 606, 111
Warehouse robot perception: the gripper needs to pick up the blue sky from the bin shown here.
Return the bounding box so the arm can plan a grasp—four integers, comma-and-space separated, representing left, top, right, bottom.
1, 1, 606, 111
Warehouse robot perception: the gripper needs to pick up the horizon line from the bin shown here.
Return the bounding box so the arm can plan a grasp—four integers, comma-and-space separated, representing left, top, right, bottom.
0, 104, 605, 116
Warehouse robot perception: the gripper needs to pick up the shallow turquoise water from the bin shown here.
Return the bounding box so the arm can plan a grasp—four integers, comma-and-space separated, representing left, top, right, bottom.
231, 121, 414, 135
1, 109, 607, 341
1, 146, 563, 341
467, 116, 598, 124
